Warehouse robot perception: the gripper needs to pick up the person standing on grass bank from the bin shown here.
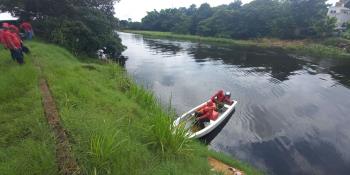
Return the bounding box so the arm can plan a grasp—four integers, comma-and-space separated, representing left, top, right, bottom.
20, 21, 33, 40
9, 24, 20, 35
211, 90, 233, 110
0, 28, 4, 45
10, 24, 30, 54
1, 23, 24, 64
195, 101, 219, 128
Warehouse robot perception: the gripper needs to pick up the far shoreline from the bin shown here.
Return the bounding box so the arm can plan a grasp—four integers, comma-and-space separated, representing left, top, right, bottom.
122, 30, 350, 59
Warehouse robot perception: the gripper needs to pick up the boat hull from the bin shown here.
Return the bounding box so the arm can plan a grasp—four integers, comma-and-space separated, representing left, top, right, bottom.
174, 100, 237, 139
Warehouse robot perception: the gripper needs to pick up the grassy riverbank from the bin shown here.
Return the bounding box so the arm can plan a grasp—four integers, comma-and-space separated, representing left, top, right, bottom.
0, 41, 262, 175
125, 30, 350, 59
0, 46, 58, 174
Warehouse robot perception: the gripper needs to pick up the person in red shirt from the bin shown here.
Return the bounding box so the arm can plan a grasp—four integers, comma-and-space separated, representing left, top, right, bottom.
2, 23, 24, 64
195, 101, 219, 128
8, 23, 30, 54
0, 29, 4, 45
9, 25, 20, 35
20, 21, 33, 40
211, 90, 233, 110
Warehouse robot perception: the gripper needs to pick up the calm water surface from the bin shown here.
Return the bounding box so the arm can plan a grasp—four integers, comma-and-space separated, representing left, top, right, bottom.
119, 32, 350, 175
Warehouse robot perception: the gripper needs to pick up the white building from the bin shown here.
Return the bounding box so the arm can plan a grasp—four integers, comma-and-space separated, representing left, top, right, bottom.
328, 3, 350, 30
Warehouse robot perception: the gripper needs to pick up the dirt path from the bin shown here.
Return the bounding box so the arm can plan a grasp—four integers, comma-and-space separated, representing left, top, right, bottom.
39, 79, 80, 175
209, 157, 245, 175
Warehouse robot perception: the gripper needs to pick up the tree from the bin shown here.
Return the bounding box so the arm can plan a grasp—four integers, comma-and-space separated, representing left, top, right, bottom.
142, 10, 161, 30
0, 0, 124, 57
228, 0, 242, 10
191, 3, 213, 34
288, 0, 329, 38
139, 0, 333, 39
313, 16, 336, 37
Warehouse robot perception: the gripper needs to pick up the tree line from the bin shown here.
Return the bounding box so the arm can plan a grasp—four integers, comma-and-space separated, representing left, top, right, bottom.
1, 0, 125, 57
121, 0, 337, 39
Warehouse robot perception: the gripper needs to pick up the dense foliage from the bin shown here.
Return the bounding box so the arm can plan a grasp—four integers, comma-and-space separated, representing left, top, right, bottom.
124, 0, 335, 39
0, 0, 125, 57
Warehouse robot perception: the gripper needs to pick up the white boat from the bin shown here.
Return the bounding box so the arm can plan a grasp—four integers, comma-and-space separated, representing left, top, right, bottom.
173, 100, 238, 139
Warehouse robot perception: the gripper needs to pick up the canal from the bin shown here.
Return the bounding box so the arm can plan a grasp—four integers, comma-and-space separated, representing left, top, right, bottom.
119, 32, 350, 175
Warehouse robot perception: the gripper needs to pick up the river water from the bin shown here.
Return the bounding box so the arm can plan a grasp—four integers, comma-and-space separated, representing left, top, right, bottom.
118, 32, 350, 175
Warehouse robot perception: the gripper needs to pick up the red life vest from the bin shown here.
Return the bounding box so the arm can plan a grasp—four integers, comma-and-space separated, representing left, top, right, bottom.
20, 22, 32, 32
199, 102, 218, 120
210, 111, 219, 121
211, 90, 225, 102
2, 30, 21, 49
11, 32, 21, 48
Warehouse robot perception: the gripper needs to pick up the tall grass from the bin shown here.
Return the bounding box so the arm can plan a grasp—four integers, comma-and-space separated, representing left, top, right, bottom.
88, 124, 127, 174
0, 48, 58, 175
114, 66, 194, 157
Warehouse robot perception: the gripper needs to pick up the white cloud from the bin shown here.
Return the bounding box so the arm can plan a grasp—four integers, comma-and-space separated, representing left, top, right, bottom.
0, 13, 18, 20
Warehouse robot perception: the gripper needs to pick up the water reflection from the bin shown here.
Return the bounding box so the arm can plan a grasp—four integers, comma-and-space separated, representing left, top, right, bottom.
111, 55, 128, 68
144, 39, 183, 56
187, 44, 304, 82
119, 32, 350, 175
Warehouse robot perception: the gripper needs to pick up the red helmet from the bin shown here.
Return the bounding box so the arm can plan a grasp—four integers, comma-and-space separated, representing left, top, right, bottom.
218, 90, 224, 95
9, 25, 17, 30
2, 23, 9, 28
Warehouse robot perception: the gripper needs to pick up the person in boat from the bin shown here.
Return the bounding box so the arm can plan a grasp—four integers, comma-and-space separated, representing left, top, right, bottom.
195, 101, 219, 128
211, 90, 233, 110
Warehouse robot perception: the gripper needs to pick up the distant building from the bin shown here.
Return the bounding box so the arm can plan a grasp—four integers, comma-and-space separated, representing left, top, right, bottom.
328, 2, 350, 30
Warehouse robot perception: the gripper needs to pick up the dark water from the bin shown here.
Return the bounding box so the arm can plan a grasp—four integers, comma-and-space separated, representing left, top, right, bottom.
119, 32, 350, 175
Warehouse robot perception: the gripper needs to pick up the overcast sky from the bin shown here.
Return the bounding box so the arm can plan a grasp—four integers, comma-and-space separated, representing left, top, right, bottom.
115, 0, 339, 22
0, 13, 17, 20
0, 0, 340, 21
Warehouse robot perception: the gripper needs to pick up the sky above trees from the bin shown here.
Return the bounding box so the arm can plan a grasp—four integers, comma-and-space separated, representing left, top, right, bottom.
0, 13, 17, 20
0, 0, 340, 21
115, 0, 339, 21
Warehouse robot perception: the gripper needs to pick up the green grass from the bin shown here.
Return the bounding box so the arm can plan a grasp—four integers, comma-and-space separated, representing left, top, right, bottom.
0, 41, 262, 175
0, 48, 58, 175
125, 30, 350, 59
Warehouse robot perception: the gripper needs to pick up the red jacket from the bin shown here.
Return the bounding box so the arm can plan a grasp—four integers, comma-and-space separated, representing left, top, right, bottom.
211, 90, 233, 105
211, 90, 225, 102
2, 30, 21, 49
20, 22, 32, 32
198, 103, 218, 121
9, 25, 20, 35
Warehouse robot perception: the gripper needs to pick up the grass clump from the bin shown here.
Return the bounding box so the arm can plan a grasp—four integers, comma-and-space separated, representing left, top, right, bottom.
121, 81, 192, 156
125, 30, 350, 59
0, 48, 58, 175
